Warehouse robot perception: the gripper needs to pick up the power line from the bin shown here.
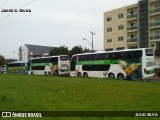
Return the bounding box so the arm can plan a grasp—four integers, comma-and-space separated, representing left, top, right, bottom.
0, 0, 35, 23
0, 0, 8, 7
0, 12, 13, 22
20, 0, 35, 9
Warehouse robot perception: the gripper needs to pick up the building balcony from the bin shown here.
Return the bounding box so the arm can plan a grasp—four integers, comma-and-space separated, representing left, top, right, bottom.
155, 49, 160, 56
150, 7, 160, 14
127, 37, 138, 43
127, 26, 138, 31
150, 20, 160, 27
127, 13, 138, 19
150, 35, 160, 40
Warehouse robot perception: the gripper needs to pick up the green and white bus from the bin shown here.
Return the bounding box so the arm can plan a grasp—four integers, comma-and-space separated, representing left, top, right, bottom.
6, 61, 27, 74
70, 48, 155, 80
27, 55, 70, 76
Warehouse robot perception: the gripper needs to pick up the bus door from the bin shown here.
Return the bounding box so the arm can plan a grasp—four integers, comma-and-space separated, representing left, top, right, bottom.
70, 55, 78, 76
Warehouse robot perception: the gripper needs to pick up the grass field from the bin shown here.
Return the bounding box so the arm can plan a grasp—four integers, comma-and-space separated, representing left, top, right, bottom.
0, 74, 160, 120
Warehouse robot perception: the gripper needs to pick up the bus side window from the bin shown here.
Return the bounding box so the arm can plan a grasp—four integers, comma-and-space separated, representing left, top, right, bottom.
105, 53, 111, 59
114, 52, 120, 59
86, 54, 92, 60
120, 52, 125, 59
106, 65, 111, 71
125, 52, 130, 59
94, 54, 99, 60
138, 50, 142, 57
99, 54, 104, 60
111, 53, 116, 59
78, 55, 84, 61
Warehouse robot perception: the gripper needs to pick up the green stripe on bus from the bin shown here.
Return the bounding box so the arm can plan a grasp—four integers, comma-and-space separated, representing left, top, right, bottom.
7, 67, 26, 72
31, 63, 49, 66
76, 60, 118, 65
146, 69, 155, 74
7, 67, 25, 70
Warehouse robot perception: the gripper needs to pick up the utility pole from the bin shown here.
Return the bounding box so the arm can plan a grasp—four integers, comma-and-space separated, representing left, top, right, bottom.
90, 31, 96, 52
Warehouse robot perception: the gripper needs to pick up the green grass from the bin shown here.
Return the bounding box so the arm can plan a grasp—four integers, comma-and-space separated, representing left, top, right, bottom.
0, 74, 160, 120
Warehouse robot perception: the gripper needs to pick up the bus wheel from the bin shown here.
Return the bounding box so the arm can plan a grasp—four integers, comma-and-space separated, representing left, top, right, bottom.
108, 73, 115, 79
77, 72, 82, 77
83, 72, 88, 78
44, 71, 47, 75
48, 71, 52, 76
31, 71, 33, 75
117, 73, 124, 80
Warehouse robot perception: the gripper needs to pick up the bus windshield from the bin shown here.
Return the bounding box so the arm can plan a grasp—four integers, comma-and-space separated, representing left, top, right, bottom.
145, 49, 154, 56
60, 56, 69, 61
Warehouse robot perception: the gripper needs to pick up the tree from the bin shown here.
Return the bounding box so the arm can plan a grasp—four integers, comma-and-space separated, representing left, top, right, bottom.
49, 46, 69, 56
83, 47, 92, 53
69, 46, 83, 57
0, 55, 5, 67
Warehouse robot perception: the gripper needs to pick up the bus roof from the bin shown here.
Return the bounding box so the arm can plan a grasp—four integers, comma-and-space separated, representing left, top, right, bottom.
28, 55, 69, 60
72, 48, 152, 56
7, 61, 27, 64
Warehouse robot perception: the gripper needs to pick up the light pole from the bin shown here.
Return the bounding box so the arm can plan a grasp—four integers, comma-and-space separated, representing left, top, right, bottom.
83, 31, 96, 52
90, 31, 96, 52
83, 38, 92, 50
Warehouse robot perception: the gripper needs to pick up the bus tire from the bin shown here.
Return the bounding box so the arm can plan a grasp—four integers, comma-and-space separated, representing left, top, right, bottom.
77, 72, 82, 77
108, 73, 115, 79
48, 71, 52, 76
117, 73, 124, 80
83, 72, 88, 78
31, 71, 33, 75
44, 71, 47, 75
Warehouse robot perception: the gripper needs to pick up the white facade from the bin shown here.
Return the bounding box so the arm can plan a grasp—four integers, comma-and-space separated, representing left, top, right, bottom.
19, 44, 53, 61
22, 45, 29, 61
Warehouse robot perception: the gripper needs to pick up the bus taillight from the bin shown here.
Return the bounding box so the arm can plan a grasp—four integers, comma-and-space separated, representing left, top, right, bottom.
144, 68, 146, 74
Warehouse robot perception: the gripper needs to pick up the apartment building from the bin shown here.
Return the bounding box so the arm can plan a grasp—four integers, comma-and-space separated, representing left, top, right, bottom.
104, 0, 160, 63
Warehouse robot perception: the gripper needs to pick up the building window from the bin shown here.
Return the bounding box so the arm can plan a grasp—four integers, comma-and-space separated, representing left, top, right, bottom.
107, 27, 112, 32
151, 44, 155, 47
107, 38, 112, 43
106, 48, 113, 51
129, 22, 138, 27
157, 42, 160, 50
130, 11, 134, 15
116, 47, 125, 50
118, 13, 124, 19
155, 3, 160, 8
130, 34, 138, 38
118, 24, 124, 30
130, 34, 134, 38
155, 16, 160, 21
107, 16, 112, 21
128, 46, 138, 49
155, 29, 160, 35
118, 36, 124, 41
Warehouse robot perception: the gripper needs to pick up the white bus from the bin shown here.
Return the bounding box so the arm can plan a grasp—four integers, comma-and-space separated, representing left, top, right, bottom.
70, 48, 155, 80
7, 61, 27, 74
27, 55, 70, 76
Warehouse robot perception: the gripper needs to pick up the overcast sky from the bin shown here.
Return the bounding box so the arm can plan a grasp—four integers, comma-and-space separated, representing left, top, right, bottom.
0, 0, 137, 59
